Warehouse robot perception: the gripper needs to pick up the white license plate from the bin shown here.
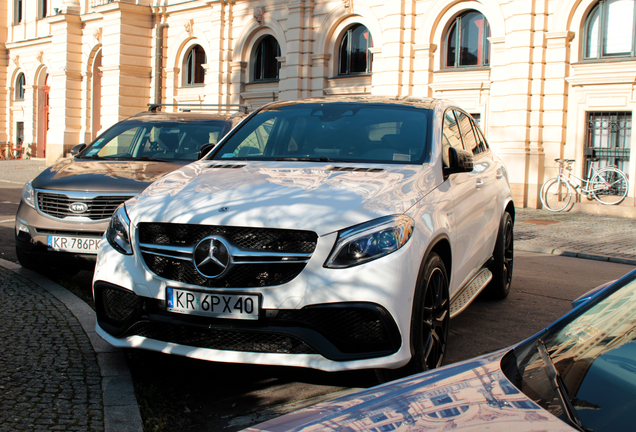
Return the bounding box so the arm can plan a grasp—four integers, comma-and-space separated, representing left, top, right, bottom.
47, 236, 100, 254
166, 288, 260, 320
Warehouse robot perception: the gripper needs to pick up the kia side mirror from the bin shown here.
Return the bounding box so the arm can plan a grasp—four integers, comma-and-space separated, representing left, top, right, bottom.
198, 143, 216, 160
71, 144, 87, 157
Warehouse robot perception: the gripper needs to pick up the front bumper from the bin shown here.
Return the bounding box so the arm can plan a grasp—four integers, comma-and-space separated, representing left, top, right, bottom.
15, 202, 106, 269
93, 225, 423, 371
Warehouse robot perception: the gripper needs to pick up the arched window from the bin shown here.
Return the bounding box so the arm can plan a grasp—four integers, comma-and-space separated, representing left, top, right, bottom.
339, 24, 373, 75
585, 0, 635, 59
185, 45, 206, 86
445, 11, 491, 68
254, 35, 281, 81
15, 73, 25, 101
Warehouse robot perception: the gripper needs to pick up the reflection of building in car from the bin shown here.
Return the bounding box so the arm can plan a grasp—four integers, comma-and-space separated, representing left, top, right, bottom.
15, 106, 246, 273
93, 96, 515, 380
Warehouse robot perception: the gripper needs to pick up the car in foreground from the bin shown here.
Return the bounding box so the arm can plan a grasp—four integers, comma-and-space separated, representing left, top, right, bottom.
15, 105, 245, 272
93, 96, 515, 378
244, 269, 636, 432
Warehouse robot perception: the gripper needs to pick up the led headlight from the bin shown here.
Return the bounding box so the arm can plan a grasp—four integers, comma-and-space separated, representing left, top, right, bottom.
106, 204, 133, 255
21, 180, 35, 208
325, 215, 414, 268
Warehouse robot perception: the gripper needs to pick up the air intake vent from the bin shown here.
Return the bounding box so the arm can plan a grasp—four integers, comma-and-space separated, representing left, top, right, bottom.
327, 166, 385, 173
207, 164, 246, 169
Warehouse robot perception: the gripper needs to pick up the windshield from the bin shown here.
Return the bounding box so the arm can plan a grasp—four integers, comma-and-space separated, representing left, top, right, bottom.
210, 103, 433, 164
508, 271, 636, 432
80, 120, 231, 162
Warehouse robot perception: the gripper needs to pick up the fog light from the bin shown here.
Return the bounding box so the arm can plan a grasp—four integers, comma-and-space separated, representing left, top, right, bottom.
15, 220, 29, 236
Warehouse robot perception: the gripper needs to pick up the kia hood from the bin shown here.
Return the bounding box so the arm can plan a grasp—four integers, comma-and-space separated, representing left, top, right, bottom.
31, 157, 185, 193
128, 160, 437, 235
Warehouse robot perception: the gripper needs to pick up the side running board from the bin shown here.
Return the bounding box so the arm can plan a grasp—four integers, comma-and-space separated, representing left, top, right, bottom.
449, 268, 493, 318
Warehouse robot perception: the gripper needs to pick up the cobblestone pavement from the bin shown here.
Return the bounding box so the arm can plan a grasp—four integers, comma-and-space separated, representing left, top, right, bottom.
0, 266, 104, 432
515, 208, 636, 265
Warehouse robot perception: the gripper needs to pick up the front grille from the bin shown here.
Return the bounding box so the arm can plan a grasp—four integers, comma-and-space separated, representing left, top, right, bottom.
138, 223, 317, 253
37, 192, 133, 220
138, 223, 318, 288
124, 322, 318, 354
142, 254, 306, 288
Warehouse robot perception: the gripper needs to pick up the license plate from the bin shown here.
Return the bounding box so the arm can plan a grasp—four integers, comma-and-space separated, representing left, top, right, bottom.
47, 236, 100, 254
166, 288, 260, 320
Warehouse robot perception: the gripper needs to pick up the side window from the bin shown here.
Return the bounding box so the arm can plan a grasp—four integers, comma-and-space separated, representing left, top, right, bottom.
472, 121, 489, 153
234, 118, 275, 157
442, 110, 464, 167
456, 111, 479, 155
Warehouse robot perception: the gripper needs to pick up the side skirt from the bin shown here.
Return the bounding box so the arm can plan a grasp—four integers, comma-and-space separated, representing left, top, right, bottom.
449, 268, 493, 318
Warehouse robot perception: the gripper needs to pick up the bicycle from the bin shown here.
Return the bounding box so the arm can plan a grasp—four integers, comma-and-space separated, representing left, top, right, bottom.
540, 158, 629, 211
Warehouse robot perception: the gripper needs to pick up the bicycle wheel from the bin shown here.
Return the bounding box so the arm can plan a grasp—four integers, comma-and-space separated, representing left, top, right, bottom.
541, 177, 574, 211
590, 168, 628, 205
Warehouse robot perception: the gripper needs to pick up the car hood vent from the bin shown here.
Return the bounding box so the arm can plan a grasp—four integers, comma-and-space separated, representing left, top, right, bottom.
327, 166, 385, 173
207, 164, 246, 169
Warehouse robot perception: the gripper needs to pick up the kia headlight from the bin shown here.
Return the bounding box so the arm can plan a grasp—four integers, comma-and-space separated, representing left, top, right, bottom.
106, 204, 133, 255
21, 180, 35, 208
325, 215, 414, 268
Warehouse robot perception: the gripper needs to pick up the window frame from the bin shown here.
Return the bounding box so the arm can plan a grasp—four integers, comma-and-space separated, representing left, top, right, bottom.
184, 45, 207, 87
38, 0, 49, 19
338, 24, 374, 76
15, 73, 25, 101
253, 35, 281, 82
14, 0, 23, 24
444, 11, 491, 69
583, 0, 636, 60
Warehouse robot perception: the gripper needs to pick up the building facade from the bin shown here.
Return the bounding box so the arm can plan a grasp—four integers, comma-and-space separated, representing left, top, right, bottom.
1, 0, 635, 213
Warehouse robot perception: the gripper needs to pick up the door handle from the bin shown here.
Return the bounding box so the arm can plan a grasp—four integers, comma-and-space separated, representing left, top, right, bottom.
476, 178, 483, 189
496, 168, 503, 179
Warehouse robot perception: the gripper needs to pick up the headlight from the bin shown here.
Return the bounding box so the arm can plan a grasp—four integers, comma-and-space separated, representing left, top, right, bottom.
106, 204, 133, 255
21, 180, 35, 208
325, 215, 414, 268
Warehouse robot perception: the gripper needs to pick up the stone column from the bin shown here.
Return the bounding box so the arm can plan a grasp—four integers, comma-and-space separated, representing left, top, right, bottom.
230, 61, 247, 106
0, 44, 7, 145
412, 44, 436, 98
310, 54, 329, 98
93, 2, 153, 129
47, 12, 83, 164
280, 0, 313, 101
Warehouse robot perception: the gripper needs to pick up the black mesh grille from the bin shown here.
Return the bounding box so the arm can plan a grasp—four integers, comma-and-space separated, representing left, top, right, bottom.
124, 322, 318, 355
138, 223, 317, 253
138, 223, 317, 287
273, 308, 394, 353
37, 192, 133, 220
142, 253, 306, 288
99, 285, 144, 323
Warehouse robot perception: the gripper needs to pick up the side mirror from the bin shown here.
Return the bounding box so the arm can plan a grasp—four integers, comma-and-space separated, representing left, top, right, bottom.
197, 143, 215, 160
71, 144, 87, 157
443, 147, 473, 177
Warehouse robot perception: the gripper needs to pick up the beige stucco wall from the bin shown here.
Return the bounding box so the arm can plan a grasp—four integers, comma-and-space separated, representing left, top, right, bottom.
2, 0, 636, 214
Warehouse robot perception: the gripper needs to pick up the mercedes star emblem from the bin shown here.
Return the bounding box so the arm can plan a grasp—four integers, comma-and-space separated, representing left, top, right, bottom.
193, 236, 231, 278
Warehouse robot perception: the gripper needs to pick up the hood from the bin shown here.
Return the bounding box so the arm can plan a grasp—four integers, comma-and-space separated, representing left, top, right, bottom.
31, 158, 184, 193
128, 161, 437, 235
243, 349, 575, 432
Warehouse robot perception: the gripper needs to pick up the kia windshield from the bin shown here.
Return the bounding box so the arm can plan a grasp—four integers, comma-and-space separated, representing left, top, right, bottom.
79, 120, 230, 162
211, 103, 433, 164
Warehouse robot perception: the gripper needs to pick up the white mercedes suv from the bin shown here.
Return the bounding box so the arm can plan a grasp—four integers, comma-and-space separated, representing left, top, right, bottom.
93, 97, 515, 379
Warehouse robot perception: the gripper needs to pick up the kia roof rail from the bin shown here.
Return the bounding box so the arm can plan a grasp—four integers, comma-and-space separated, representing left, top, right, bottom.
147, 103, 249, 114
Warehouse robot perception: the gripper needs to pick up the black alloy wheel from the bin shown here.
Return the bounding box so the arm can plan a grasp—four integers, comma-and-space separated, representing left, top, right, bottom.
484, 211, 514, 299
375, 252, 450, 383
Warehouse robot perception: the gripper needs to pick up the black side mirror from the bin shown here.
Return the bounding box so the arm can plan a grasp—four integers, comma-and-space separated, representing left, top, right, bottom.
198, 143, 216, 160
71, 144, 87, 157
443, 147, 474, 177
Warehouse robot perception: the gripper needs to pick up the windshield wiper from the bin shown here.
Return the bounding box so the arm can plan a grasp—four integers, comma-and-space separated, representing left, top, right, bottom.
537, 340, 592, 432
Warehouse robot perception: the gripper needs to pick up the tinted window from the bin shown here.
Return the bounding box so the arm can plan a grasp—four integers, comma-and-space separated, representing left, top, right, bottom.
212, 103, 432, 164
456, 111, 479, 155
442, 110, 463, 167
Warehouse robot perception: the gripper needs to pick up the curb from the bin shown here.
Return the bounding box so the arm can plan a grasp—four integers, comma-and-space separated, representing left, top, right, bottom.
0, 258, 143, 432
514, 245, 636, 267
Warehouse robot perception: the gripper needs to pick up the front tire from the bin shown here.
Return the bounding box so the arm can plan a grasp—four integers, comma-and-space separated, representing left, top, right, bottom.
484, 212, 514, 300
375, 253, 450, 383
541, 177, 574, 212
